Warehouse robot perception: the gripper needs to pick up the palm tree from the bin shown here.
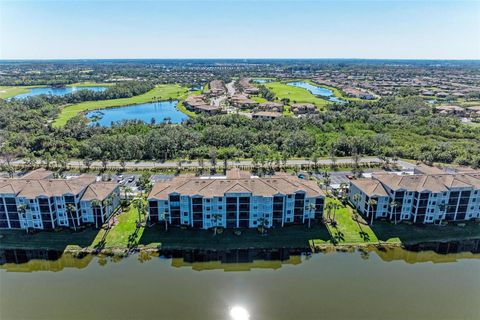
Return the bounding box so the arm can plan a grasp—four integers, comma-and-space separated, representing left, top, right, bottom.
322, 173, 331, 194
332, 203, 340, 221
66, 203, 77, 231
18, 204, 28, 234
389, 200, 398, 224
437, 202, 447, 225
91, 199, 101, 228
257, 216, 268, 235
325, 202, 334, 222
133, 198, 144, 224
211, 213, 222, 235
159, 210, 169, 231
122, 186, 132, 203
367, 199, 377, 225
353, 194, 361, 208
306, 202, 316, 228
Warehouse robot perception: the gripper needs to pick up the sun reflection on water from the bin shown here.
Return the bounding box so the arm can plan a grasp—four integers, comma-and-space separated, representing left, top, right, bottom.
229, 306, 250, 320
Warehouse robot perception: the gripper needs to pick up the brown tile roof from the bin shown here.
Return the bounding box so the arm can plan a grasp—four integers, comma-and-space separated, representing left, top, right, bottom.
81, 182, 118, 201
370, 171, 480, 193
21, 168, 53, 180
350, 179, 388, 197
148, 171, 325, 199
0, 173, 117, 200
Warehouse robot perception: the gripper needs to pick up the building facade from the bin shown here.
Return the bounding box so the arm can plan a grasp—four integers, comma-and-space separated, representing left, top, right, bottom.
0, 169, 120, 231
148, 170, 325, 229
349, 171, 480, 224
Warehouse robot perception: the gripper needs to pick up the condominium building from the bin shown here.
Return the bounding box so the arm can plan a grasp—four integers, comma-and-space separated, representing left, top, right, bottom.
349, 171, 480, 224
148, 169, 325, 229
0, 169, 120, 230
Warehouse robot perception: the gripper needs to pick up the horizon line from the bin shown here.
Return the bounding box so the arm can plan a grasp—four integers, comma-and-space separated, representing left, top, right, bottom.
1, 57, 480, 62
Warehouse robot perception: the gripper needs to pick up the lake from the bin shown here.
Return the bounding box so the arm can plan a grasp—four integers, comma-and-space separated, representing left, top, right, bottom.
1, 241, 479, 320
14, 86, 107, 99
86, 101, 188, 126
288, 81, 345, 103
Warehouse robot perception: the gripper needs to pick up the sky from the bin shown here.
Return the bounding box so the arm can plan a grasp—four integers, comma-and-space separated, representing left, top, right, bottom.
0, 0, 479, 60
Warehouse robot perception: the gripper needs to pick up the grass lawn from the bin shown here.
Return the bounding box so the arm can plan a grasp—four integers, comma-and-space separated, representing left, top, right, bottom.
89, 204, 144, 249
53, 84, 189, 127
0, 86, 39, 99
264, 82, 328, 109
176, 101, 198, 118
320, 198, 379, 245
140, 223, 331, 250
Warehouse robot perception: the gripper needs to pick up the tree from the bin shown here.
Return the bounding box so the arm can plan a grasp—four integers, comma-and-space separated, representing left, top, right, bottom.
119, 158, 126, 171
306, 202, 316, 228
367, 199, 377, 225
66, 203, 77, 231
257, 216, 268, 235
133, 198, 144, 224
122, 186, 132, 203
138, 173, 152, 195
310, 152, 319, 172
91, 199, 101, 228
325, 202, 333, 221
211, 213, 222, 235
159, 210, 169, 231
83, 157, 93, 171
352, 194, 361, 208
18, 204, 29, 234
101, 156, 109, 172
389, 200, 398, 224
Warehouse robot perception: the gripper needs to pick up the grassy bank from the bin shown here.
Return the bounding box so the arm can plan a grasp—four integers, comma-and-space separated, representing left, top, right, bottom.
53, 84, 189, 127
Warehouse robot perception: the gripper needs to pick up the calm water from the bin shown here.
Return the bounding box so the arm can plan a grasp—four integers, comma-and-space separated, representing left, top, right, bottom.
14, 86, 107, 99
1, 242, 479, 320
287, 81, 345, 103
86, 101, 188, 126
253, 79, 269, 83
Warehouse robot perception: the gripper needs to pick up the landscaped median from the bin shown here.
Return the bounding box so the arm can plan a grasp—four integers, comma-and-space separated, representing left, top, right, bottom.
53, 84, 189, 127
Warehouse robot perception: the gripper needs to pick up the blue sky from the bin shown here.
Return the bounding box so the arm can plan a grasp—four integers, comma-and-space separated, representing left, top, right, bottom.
0, 0, 479, 59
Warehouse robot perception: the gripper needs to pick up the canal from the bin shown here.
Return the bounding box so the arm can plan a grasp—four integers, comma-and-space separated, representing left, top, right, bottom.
1, 242, 479, 320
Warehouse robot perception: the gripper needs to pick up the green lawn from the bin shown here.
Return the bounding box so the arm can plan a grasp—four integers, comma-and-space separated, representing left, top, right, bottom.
264, 82, 328, 109
139, 223, 331, 250
90, 204, 144, 249
53, 84, 189, 127
0, 86, 38, 99
321, 198, 379, 245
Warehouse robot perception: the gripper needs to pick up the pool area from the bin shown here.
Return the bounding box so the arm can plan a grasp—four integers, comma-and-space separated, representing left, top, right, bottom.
253, 79, 269, 83
287, 81, 345, 103
86, 100, 188, 126
14, 86, 107, 99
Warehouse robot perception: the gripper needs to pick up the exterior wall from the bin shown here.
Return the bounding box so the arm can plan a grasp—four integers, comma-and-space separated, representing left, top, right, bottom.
349, 182, 480, 225
0, 187, 121, 231
148, 192, 324, 230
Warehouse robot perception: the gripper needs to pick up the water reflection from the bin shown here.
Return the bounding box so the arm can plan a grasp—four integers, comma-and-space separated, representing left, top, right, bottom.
1, 239, 479, 272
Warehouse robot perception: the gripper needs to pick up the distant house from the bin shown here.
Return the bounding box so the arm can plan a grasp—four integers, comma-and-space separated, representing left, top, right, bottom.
258, 101, 284, 112
184, 94, 225, 115
252, 111, 282, 120
343, 87, 375, 100
230, 94, 259, 109
207, 80, 226, 96
239, 78, 259, 95
291, 103, 317, 115
435, 105, 465, 116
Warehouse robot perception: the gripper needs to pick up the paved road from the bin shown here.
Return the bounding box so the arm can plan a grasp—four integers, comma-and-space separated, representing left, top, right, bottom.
226, 80, 236, 96
3, 156, 403, 170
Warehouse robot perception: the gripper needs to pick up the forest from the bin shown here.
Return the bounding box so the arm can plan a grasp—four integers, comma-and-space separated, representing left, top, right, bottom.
1, 93, 479, 168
